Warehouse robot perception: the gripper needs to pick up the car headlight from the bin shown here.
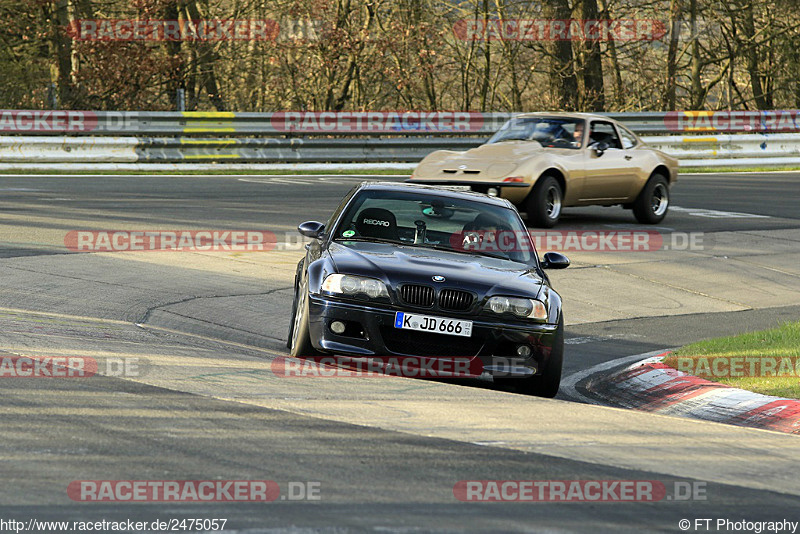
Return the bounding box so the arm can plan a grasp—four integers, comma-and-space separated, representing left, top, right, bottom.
322, 274, 389, 299
485, 296, 547, 320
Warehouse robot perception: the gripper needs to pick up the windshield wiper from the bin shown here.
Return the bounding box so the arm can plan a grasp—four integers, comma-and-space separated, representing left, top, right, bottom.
335, 237, 519, 262
333, 236, 402, 246
423, 243, 511, 261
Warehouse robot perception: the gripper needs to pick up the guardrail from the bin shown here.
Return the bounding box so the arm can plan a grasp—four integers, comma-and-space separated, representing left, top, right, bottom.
2, 133, 800, 168
2, 110, 799, 136
1, 110, 800, 169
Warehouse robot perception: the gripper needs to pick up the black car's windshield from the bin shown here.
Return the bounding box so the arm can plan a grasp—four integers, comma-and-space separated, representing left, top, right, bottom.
488, 117, 585, 149
333, 189, 536, 264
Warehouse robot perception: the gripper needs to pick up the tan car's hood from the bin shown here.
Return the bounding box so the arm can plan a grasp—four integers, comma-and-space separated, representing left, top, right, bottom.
415, 141, 543, 179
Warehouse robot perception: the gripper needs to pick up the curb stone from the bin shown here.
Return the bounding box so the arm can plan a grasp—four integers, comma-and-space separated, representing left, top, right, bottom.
586, 353, 800, 435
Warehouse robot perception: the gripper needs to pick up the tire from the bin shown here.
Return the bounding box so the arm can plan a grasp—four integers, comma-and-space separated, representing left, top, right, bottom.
632, 174, 669, 224
288, 277, 320, 357
286, 270, 300, 348
498, 315, 564, 398
526, 175, 563, 228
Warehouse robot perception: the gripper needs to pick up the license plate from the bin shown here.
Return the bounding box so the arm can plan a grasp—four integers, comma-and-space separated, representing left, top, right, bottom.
394, 312, 473, 337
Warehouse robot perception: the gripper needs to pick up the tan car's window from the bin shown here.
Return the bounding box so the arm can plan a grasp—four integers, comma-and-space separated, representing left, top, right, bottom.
488, 118, 585, 149
589, 122, 622, 149
619, 126, 638, 149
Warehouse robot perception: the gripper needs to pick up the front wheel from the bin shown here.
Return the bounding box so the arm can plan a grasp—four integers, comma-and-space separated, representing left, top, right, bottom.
288, 278, 320, 357
526, 176, 563, 228
632, 174, 669, 224
498, 315, 564, 398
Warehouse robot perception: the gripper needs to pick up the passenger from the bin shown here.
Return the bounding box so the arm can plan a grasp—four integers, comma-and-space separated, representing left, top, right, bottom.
572, 122, 584, 147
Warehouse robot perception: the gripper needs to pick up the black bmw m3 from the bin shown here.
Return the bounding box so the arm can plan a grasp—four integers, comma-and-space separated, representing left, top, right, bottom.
287, 182, 570, 397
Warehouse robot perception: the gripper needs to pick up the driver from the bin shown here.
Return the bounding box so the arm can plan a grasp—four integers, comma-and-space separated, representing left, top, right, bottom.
537, 122, 572, 146
461, 213, 511, 255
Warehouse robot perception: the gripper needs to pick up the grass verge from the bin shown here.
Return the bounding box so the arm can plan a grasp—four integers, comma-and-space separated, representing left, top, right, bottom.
664, 320, 800, 399
681, 166, 800, 173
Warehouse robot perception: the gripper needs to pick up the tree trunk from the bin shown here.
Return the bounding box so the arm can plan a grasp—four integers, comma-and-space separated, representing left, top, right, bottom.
689, 0, 704, 109
164, 0, 183, 111
599, 0, 623, 109
324, 0, 373, 111
183, 0, 226, 111
792, 44, 800, 108
577, 0, 605, 111
46, 0, 75, 108
663, 0, 684, 110
478, 0, 492, 111
543, 0, 578, 110
741, 2, 770, 110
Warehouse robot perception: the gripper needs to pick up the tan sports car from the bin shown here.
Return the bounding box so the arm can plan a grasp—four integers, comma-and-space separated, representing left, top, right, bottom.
407, 112, 679, 227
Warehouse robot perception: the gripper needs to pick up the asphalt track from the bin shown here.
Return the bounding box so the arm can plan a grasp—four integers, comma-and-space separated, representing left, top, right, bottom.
1, 172, 800, 532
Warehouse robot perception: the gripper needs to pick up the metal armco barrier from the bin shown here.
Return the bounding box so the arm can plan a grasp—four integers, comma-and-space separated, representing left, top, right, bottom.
645, 134, 800, 159
2, 109, 800, 168
3, 133, 800, 167
2, 109, 799, 136
137, 137, 483, 163
0, 136, 137, 162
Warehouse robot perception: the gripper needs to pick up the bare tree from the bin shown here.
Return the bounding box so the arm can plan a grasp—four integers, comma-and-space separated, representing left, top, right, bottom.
541, 0, 578, 110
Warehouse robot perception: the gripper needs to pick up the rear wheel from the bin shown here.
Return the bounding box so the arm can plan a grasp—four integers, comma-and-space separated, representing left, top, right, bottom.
632, 174, 669, 224
526, 175, 563, 228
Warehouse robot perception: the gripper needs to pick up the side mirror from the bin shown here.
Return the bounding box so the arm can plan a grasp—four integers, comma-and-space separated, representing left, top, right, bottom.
541, 252, 570, 269
298, 221, 325, 239
593, 141, 609, 157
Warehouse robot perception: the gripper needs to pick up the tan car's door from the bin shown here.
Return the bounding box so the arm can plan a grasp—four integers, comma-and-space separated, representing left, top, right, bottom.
580, 120, 639, 201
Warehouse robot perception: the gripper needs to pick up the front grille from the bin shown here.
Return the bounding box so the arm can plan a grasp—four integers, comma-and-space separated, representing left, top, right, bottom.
442, 169, 481, 174
380, 327, 483, 357
400, 284, 435, 307
439, 289, 474, 311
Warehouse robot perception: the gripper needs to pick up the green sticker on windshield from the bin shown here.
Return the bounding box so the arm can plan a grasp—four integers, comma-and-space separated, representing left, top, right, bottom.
342, 230, 355, 238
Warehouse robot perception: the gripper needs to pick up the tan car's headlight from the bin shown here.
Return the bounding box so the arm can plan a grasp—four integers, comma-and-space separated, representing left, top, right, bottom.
485, 296, 547, 320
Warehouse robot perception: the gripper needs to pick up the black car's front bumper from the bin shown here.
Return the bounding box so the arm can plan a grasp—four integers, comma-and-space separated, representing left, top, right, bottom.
305, 294, 559, 378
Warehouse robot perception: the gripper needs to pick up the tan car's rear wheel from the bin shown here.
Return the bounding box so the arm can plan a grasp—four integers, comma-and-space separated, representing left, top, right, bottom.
526, 175, 562, 228
633, 174, 669, 224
